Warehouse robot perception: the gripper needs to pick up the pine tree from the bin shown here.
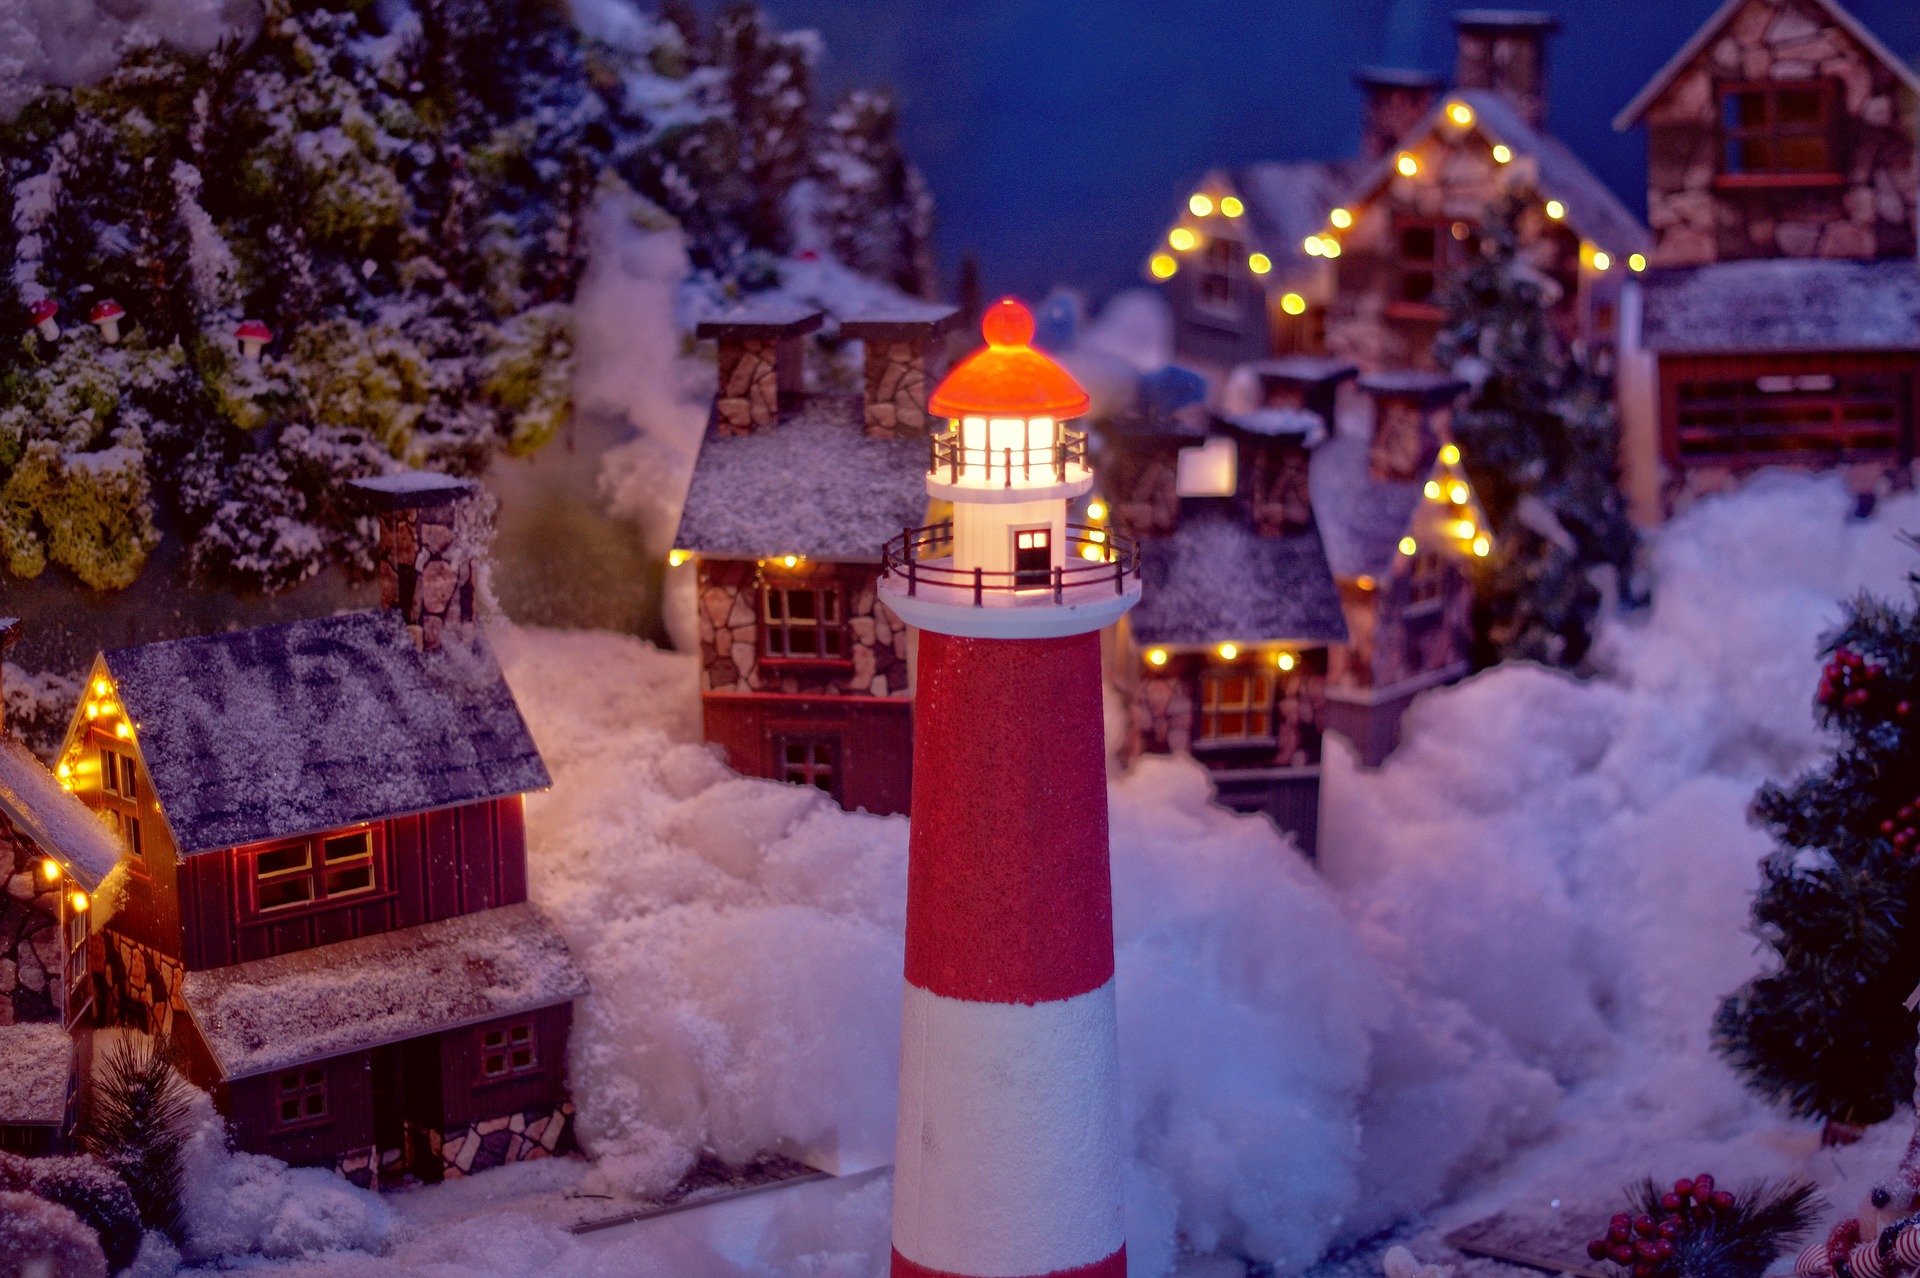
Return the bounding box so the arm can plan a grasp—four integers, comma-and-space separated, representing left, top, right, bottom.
814, 88, 936, 295
1433, 194, 1638, 668
714, 4, 815, 257
79, 1033, 192, 1243
1716, 568, 1920, 1128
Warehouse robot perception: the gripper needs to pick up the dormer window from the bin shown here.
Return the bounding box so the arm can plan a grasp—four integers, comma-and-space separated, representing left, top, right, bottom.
1197, 237, 1240, 311
1720, 81, 1836, 181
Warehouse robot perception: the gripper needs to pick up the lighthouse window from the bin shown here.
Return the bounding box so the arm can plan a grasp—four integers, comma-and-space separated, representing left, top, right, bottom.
1198, 670, 1276, 742
762, 584, 845, 659
1013, 528, 1052, 588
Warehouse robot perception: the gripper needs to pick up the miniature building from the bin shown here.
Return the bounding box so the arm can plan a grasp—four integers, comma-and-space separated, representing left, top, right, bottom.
25, 475, 588, 1188
0, 1024, 72, 1156
1612, 0, 1920, 519
672, 300, 960, 815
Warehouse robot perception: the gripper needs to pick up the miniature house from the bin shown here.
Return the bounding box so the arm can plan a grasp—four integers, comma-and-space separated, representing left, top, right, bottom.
1612, 0, 1920, 519
0, 1023, 71, 1156
672, 300, 960, 815
20, 476, 587, 1188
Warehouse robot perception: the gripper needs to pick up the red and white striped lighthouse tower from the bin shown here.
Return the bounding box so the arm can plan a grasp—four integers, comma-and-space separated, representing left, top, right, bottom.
878, 299, 1141, 1278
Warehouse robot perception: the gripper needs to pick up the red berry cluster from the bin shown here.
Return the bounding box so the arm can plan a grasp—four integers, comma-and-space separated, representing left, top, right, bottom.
1883, 800, 1920, 852
1819, 649, 1887, 712
1587, 1176, 1737, 1278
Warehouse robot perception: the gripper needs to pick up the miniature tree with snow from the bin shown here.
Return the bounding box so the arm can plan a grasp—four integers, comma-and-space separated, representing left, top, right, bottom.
77, 1035, 191, 1244
813, 89, 939, 297
1717, 574, 1920, 1131
1433, 194, 1637, 668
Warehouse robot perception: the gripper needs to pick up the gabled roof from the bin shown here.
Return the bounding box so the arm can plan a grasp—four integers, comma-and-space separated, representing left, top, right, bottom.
103, 611, 549, 856
1639, 259, 1920, 352
1614, 0, 1920, 130
1129, 510, 1349, 648
673, 392, 930, 562
1345, 89, 1651, 258
1311, 434, 1430, 581
1231, 160, 1361, 290
181, 901, 586, 1080
0, 737, 122, 890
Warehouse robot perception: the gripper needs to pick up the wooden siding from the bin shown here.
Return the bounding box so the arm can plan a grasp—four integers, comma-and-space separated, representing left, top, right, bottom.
177, 796, 529, 971
227, 1048, 377, 1171
437, 1004, 572, 1130
69, 720, 183, 960
702, 692, 913, 816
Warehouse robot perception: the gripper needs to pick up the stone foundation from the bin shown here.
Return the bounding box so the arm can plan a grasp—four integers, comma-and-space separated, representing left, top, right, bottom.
434, 1101, 577, 1180
93, 931, 188, 1039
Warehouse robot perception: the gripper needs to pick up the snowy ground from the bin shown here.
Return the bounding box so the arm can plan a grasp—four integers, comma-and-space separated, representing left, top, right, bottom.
138, 470, 1920, 1276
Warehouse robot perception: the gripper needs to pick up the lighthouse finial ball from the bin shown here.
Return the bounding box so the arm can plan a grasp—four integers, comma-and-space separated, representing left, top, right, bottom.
982, 297, 1035, 349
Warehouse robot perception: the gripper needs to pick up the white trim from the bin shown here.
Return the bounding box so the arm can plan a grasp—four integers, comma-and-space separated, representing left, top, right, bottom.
879, 575, 1139, 640
893, 981, 1126, 1278
926, 471, 1093, 505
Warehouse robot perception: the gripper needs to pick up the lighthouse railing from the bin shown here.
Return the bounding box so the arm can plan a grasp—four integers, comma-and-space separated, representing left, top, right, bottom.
927, 425, 1089, 489
884, 522, 1139, 604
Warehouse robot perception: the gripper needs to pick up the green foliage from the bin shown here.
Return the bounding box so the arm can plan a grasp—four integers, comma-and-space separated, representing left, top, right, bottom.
1433, 195, 1639, 668
79, 1033, 193, 1243
1716, 578, 1920, 1125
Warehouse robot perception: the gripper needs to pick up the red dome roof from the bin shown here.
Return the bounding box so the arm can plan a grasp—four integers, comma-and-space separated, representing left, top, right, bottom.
928, 298, 1090, 419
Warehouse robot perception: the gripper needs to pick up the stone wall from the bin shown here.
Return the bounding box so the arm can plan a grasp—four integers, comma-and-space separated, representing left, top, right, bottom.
0, 813, 61, 1026
1102, 447, 1181, 542
374, 499, 481, 652
92, 929, 187, 1040
1125, 650, 1328, 770
1643, 0, 1918, 265
433, 1100, 577, 1180
696, 559, 910, 699
714, 337, 781, 435
1329, 556, 1473, 694
1240, 438, 1314, 536
861, 340, 931, 439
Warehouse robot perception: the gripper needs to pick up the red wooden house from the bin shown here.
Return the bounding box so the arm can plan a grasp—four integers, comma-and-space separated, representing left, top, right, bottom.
1611, 0, 1920, 519
25, 475, 586, 1189
672, 300, 958, 815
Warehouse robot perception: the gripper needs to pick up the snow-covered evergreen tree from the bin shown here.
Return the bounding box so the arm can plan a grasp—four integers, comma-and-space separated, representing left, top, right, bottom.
814, 88, 937, 296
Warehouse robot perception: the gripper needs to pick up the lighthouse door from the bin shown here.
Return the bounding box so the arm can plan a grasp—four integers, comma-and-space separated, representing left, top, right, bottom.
1013, 527, 1052, 589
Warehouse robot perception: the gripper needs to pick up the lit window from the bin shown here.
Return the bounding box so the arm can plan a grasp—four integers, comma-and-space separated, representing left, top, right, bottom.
1175, 436, 1237, 497
1199, 670, 1275, 742
250, 830, 378, 915
481, 1023, 539, 1079
1722, 81, 1834, 176
276, 1068, 328, 1128
762, 584, 845, 660
1013, 527, 1053, 589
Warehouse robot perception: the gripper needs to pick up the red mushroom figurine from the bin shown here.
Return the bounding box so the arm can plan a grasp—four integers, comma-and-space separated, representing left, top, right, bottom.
88, 299, 125, 345
234, 319, 273, 361
27, 299, 59, 342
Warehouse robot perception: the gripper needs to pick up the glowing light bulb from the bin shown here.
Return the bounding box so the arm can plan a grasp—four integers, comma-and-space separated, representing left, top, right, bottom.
668, 549, 689, 566
1455, 519, 1477, 539
1473, 536, 1492, 557
92, 678, 108, 696
56, 761, 71, 779
1189, 193, 1214, 217
1248, 253, 1272, 275
1150, 253, 1177, 279
1424, 480, 1442, 499
68, 890, 88, 914
85, 702, 99, 719
1545, 199, 1565, 220
1303, 236, 1324, 257
1356, 575, 1377, 591
1492, 144, 1512, 164
1081, 545, 1103, 561
1448, 102, 1474, 127
1281, 293, 1307, 316
1592, 251, 1611, 272
1146, 648, 1169, 667
1276, 652, 1296, 671
1449, 483, 1469, 504
1440, 443, 1461, 465
115, 722, 131, 740
782, 554, 799, 568
1629, 253, 1647, 272
1396, 153, 1419, 177
1089, 529, 1106, 544
1329, 208, 1352, 229
1322, 240, 1341, 259
1169, 227, 1198, 251
1220, 196, 1244, 217
1087, 501, 1106, 520
1399, 536, 1417, 556
1217, 642, 1238, 660
39, 858, 60, 884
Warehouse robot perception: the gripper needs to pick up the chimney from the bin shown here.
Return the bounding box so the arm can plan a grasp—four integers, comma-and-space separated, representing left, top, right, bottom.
1357, 372, 1467, 483
0, 617, 18, 737
348, 473, 486, 652
1453, 9, 1559, 131
839, 305, 962, 439
694, 304, 825, 436
1353, 68, 1445, 162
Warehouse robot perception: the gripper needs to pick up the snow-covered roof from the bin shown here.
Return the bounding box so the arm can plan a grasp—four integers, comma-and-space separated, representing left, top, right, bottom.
1345, 89, 1651, 259
1222, 408, 1327, 443
673, 392, 930, 562
1359, 370, 1470, 400
1454, 9, 1559, 30
694, 302, 825, 338
1246, 356, 1360, 388
1129, 510, 1348, 647
104, 611, 550, 856
181, 901, 587, 1080
1639, 259, 1920, 353
1311, 434, 1428, 580
0, 1023, 71, 1126
839, 304, 961, 340
1614, 0, 1920, 130
348, 472, 477, 510
0, 737, 122, 890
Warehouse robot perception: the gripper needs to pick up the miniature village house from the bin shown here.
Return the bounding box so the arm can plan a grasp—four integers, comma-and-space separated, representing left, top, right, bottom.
1612, 0, 1920, 520
0, 479, 588, 1189
672, 300, 959, 816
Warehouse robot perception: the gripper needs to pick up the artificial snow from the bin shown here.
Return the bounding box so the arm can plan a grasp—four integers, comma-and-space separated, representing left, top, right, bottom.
0, 735, 124, 889
0, 1021, 71, 1125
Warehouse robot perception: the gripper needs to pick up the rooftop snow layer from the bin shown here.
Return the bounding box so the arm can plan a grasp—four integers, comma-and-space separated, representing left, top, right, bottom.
0, 737, 123, 889
673, 393, 931, 561
105, 611, 550, 856
181, 901, 588, 1080
0, 1023, 70, 1125
348, 471, 478, 510
1129, 509, 1348, 647
1311, 434, 1426, 580
1639, 259, 1920, 352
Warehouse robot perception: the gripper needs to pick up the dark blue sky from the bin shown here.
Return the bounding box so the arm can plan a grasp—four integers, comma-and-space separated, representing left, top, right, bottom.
741, 0, 1920, 304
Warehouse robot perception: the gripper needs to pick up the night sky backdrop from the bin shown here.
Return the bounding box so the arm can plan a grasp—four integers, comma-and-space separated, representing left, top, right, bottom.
735, 0, 1920, 305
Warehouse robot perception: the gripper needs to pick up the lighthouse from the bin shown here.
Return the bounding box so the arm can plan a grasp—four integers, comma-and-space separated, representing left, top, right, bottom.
878, 299, 1141, 1278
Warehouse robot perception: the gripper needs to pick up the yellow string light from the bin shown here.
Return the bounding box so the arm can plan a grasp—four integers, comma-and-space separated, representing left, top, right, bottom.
668, 549, 689, 566
1329, 208, 1352, 229
1220, 196, 1244, 217
1303, 236, 1324, 257
1248, 253, 1272, 275
1492, 144, 1512, 164
1087, 501, 1106, 520
1473, 536, 1492, 557
1396, 153, 1419, 177
39, 858, 60, 884
1449, 483, 1469, 504
1150, 253, 1177, 279
1169, 227, 1198, 251
1545, 199, 1565, 220
1424, 480, 1441, 499
1592, 251, 1612, 271
68, 890, 88, 913
1280, 293, 1307, 316
1399, 536, 1417, 556
1440, 443, 1461, 465
1217, 642, 1238, 660
1629, 253, 1647, 272
92, 678, 109, 696
1275, 652, 1296, 671
1081, 545, 1103, 561
1147, 648, 1169, 667
1189, 193, 1214, 217
1447, 102, 1474, 127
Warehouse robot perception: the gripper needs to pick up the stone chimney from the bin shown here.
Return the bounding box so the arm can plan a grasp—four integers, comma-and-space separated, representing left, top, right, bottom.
694, 304, 825, 437
1357, 372, 1467, 483
1354, 68, 1445, 162
1453, 10, 1559, 131
839, 305, 962, 439
0, 618, 18, 737
349, 473, 485, 652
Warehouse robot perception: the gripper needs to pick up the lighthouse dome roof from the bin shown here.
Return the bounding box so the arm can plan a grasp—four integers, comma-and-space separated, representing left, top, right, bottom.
929, 299, 1091, 420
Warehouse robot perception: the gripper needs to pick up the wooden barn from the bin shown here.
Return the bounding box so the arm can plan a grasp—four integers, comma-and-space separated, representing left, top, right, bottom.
1611, 0, 1920, 519
27, 474, 587, 1188
671, 300, 959, 816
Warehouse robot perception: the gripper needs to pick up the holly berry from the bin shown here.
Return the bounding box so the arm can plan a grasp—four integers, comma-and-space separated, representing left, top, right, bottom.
1660, 1191, 1681, 1211
1673, 1179, 1694, 1198
1710, 1190, 1734, 1211
1589, 1240, 1612, 1261
1635, 1216, 1657, 1237
1613, 1245, 1637, 1266
1658, 1221, 1680, 1240
1693, 1174, 1714, 1198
